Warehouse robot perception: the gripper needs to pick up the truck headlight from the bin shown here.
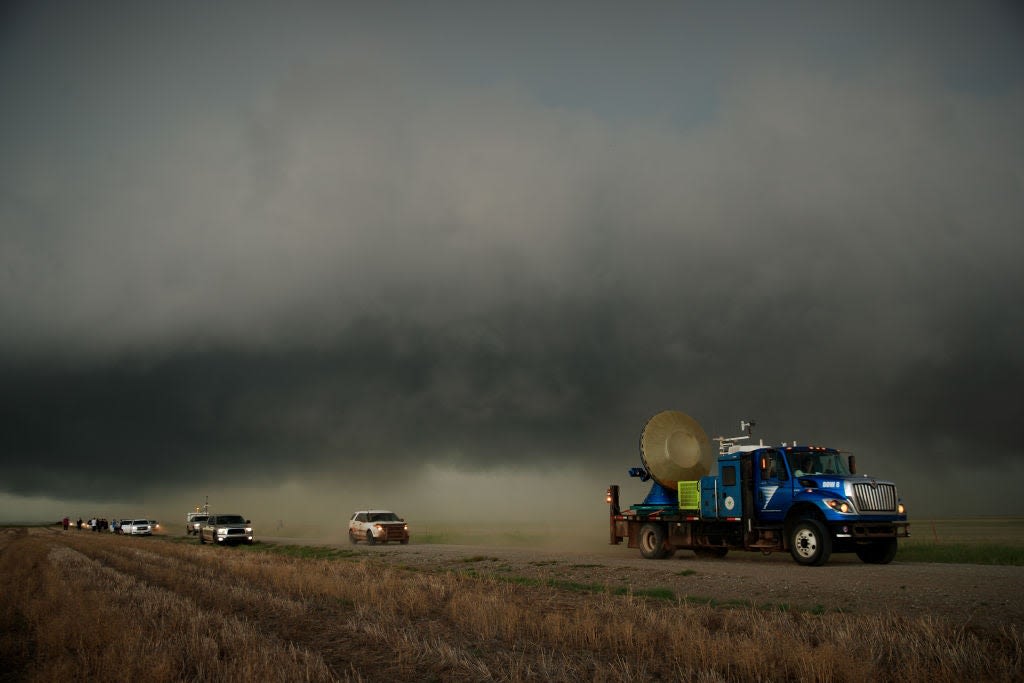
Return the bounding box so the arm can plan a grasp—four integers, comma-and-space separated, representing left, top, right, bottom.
824, 499, 853, 514
245, 527, 253, 533
898, 503, 906, 514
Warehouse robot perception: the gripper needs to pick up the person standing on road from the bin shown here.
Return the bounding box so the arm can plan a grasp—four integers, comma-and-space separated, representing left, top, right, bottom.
62, 517, 69, 531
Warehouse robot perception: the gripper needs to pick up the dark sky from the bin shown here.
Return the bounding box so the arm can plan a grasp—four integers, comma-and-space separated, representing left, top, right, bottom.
2, 1, 1023, 523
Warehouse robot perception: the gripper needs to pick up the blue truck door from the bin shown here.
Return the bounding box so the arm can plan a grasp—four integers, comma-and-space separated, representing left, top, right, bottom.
718, 457, 743, 519
700, 455, 745, 519
755, 448, 792, 522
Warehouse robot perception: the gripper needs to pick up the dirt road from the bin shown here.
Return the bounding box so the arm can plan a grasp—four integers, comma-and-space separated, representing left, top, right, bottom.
264, 537, 1024, 635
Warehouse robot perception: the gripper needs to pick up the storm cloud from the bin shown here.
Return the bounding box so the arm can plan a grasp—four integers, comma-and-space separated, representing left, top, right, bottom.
2, 2, 1023, 520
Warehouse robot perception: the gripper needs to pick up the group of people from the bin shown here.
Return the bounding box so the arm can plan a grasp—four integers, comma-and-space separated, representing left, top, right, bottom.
60, 517, 125, 533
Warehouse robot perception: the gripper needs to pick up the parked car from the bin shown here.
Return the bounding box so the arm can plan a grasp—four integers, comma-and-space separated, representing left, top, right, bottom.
348, 510, 409, 545
121, 519, 152, 535
198, 514, 254, 545
186, 513, 209, 535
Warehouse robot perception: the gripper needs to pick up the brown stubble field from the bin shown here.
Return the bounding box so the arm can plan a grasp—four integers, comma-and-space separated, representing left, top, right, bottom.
1, 526, 1022, 682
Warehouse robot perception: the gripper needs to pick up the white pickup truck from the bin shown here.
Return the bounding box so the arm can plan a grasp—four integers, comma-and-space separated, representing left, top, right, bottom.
198, 514, 254, 545
186, 512, 209, 535
121, 519, 153, 536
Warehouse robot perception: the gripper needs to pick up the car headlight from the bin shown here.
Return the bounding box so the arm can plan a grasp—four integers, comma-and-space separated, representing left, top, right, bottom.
245, 527, 253, 533
824, 498, 854, 514
898, 502, 906, 514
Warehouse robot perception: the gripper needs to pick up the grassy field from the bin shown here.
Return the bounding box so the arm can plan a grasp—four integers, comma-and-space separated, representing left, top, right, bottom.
898, 517, 1024, 565
2, 526, 1022, 682
411, 517, 1024, 565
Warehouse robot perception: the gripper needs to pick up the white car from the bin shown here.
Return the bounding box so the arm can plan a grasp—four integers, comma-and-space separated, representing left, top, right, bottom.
348, 510, 409, 545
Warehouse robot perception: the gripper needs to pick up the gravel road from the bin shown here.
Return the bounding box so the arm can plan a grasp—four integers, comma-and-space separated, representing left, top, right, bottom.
261, 537, 1024, 635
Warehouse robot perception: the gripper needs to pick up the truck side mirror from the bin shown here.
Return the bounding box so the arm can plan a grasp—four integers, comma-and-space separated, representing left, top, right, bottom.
848, 455, 856, 474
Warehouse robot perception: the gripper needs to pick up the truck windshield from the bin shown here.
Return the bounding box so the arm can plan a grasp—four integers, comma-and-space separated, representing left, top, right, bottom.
218, 515, 245, 524
787, 451, 850, 476
369, 512, 400, 522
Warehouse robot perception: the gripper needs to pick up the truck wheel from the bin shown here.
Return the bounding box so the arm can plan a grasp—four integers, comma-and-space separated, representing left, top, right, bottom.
789, 518, 831, 566
694, 547, 729, 559
366, 530, 376, 546
856, 540, 897, 564
198, 532, 205, 544
348, 531, 357, 545
638, 523, 671, 560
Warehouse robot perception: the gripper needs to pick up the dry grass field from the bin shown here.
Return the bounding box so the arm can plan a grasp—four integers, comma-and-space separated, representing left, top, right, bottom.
2, 526, 1022, 682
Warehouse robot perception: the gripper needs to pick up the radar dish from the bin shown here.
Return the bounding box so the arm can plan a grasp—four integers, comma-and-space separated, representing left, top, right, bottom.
640, 410, 713, 487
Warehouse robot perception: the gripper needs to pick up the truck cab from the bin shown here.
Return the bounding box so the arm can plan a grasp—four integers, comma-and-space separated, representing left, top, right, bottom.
695, 445, 908, 564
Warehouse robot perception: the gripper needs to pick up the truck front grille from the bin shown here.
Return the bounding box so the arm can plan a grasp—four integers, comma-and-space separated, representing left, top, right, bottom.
853, 482, 897, 512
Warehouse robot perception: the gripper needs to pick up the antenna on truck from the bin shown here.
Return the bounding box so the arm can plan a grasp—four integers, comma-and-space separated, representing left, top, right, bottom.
715, 419, 757, 455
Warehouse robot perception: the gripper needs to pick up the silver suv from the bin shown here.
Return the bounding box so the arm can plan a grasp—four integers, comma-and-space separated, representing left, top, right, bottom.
198, 514, 254, 545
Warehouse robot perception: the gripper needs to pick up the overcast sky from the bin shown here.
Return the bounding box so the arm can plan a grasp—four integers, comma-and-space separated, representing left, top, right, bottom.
2, 2, 1023, 527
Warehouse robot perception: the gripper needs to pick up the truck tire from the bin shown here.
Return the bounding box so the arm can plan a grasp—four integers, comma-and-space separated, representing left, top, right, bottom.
856, 540, 897, 564
694, 547, 729, 559
638, 523, 672, 560
789, 518, 831, 566
198, 532, 205, 545
348, 531, 357, 545
366, 530, 376, 546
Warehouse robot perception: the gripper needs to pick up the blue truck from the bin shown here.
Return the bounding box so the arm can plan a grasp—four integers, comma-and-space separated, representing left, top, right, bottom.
607, 411, 909, 565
